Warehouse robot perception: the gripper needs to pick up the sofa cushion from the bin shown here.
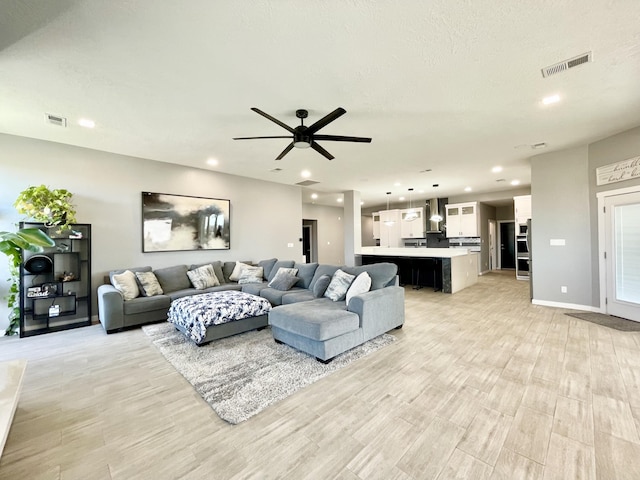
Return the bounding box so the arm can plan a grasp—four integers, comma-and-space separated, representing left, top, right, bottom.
342, 263, 397, 290
345, 272, 372, 306
240, 282, 267, 296
312, 274, 332, 298
293, 262, 319, 289
324, 269, 355, 302
267, 260, 296, 282
261, 287, 306, 306
135, 271, 164, 297
122, 295, 171, 315
223, 260, 253, 283
189, 261, 225, 286
309, 265, 340, 291
112, 270, 140, 301
281, 290, 316, 304
269, 299, 358, 341
154, 265, 190, 293
238, 266, 264, 284
187, 264, 220, 289
257, 258, 278, 280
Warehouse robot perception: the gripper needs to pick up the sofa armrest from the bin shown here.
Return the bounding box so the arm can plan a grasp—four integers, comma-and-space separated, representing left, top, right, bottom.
347, 286, 405, 339
97, 284, 124, 333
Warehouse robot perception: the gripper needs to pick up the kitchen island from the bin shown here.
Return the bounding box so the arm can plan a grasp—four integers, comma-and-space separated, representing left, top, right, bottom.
357, 247, 478, 294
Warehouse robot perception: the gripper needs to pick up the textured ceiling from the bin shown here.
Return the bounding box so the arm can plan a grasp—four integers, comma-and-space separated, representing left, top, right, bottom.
1, 1, 640, 208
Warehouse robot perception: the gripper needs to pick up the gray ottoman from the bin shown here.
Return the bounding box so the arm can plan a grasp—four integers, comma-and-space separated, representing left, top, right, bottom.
268, 298, 363, 363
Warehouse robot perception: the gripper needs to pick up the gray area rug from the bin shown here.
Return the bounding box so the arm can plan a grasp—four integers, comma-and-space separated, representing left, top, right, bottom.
565, 312, 640, 331
142, 322, 395, 424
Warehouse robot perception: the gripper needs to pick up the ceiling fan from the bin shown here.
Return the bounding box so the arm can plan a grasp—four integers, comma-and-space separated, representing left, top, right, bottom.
233, 107, 372, 160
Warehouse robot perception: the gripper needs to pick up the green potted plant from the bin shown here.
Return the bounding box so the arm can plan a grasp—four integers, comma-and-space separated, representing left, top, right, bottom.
0, 228, 55, 335
14, 185, 77, 231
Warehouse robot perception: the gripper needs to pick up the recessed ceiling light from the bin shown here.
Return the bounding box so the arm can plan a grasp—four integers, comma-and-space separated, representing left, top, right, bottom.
394, 182, 401, 187
311, 193, 318, 200
78, 118, 95, 128
492, 166, 503, 173
418, 189, 424, 193
337, 198, 343, 203
464, 187, 472, 192
399, 196, 405, 201
542, 94, 560, 105
511, 180, 521, 186
301, 170, 311, 178
360, 201, 364, 205
207, 158, 218, 166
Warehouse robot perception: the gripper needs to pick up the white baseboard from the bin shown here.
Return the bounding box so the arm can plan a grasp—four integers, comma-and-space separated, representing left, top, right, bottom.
532, 299, 603, 313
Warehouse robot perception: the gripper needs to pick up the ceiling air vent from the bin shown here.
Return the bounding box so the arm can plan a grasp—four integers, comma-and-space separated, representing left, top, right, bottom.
541, 51, 592, 78
45, 113, 67, 127
296, 180, 320, 187
270, 168, 283, 173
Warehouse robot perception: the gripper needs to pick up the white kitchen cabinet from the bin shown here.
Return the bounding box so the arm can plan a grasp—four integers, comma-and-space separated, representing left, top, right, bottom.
378, 209, 402, 247
400, 207, 425, 238
372, 212, 380, 239
445, 202, 479, 238
514, 195, 532, 224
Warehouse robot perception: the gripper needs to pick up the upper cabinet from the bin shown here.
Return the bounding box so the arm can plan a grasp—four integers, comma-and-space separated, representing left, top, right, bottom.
400, 207, 425, 238
378, 209, 403, 247
445, 202, 479, 238
514, 195, 532, 224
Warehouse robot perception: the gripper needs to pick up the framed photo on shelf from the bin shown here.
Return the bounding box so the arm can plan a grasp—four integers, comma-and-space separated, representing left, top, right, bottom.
141, 192, 231, 252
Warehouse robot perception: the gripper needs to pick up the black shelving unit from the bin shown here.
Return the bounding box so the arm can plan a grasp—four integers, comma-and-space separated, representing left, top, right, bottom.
19, 222, 91, 337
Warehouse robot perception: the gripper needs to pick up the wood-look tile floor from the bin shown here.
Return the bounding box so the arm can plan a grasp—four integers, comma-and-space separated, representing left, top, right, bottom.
1, 271, 640, 479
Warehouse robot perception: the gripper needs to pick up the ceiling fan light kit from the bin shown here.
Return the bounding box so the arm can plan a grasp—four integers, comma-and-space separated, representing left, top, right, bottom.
233, 107, 372, 160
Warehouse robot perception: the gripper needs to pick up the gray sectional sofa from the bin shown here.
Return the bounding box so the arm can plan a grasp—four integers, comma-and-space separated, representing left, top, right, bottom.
97, 258, 404, 362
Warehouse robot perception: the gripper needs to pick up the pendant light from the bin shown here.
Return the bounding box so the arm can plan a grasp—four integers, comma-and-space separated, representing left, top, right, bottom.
383, 192, 395, 226
404, 188, 418, 222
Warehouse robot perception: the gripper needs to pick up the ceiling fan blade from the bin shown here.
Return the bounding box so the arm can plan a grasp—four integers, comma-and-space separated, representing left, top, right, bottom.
275, 142, 294, 160
313, 134, 372, 143
307, 107, 347, 134
250, 108, 296, 133
311, 141, 335, 160
233, 136, 292, 140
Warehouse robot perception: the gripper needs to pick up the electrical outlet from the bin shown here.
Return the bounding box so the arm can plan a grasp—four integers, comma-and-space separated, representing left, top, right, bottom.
561, 286, 567, 293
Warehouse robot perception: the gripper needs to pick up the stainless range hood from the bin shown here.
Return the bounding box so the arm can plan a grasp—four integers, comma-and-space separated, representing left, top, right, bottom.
425, 197, 447, 233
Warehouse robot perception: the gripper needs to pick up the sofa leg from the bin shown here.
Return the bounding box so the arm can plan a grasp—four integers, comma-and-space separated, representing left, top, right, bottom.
256, 326, 267, 331
395, 324, 404, 330
274, 338, 284, 344
316, 357, 334, 364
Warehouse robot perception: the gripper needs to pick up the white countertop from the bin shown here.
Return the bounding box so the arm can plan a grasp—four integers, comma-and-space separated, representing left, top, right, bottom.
358, 247, 471, 258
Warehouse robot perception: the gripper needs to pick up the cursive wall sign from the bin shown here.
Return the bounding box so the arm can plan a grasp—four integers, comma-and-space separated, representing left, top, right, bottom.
596, 155, 640, 186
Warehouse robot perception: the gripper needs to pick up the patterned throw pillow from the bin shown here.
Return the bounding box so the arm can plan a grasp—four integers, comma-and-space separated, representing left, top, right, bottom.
324, 269, 356, 302
267, 267, 299, 288
111, 270, 140, 301
135, 271, 164, 297
187, 264, 220, 290
229, 261, 252, 282
345, 271, 372, 306
238, 266, 264, 285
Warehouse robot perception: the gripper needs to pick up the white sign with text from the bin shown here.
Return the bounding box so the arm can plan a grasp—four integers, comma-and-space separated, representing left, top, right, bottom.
596, 155, 640, 186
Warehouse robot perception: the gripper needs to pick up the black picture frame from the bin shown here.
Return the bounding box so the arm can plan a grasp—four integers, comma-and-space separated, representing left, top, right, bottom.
142, 192, 230, 252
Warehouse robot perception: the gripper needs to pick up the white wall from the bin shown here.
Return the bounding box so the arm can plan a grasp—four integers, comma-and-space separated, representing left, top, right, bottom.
301, 203, 345, 265
0, 133, 302, 332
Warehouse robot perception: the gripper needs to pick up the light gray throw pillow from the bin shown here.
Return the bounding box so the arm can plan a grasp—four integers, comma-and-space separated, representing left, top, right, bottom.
238, 266, 264, 285
268, 273, 299, 291
324, 269, 355, 302
187, 264, 220, 290
135, 271, 164, 297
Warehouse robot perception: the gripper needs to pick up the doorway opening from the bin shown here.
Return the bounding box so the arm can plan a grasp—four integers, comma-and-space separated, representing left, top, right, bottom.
498, 221, 515, 270
489, 220, 497, 270
302, 219, 318, 263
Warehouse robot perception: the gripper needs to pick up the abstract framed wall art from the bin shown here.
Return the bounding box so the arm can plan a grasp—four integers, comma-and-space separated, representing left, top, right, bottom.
142, 192, 230, 252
